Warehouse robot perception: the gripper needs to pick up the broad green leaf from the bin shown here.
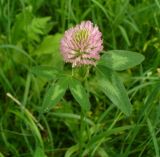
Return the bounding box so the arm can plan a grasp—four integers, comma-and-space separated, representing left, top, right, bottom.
34, 34, 62, 55
11, 6, 52, 43
26, 16, 52, 42
11, 6, 33, 43
42, 77, 68, 112
34, 34, 63, 68
96, 65, 132, 116
69, 78, 90, 112
31, 65, 58, 79
98, 50, 145, 71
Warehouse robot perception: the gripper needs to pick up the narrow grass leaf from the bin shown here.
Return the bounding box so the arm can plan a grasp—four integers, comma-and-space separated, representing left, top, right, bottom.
124, 19, 141, 33
34, 146, 47, 157
0, 119, 19, 155
50, 112, 94, 126
23, 73, 31, 106
155, 0, 160, 9
147, 118, 160, 157
10, 109, 45, 155
65, 145, 79, 157
97, 148, 109, 157
88, 125, 134, 149
118, 25, 131, 46
0, 69, 14, 92
91, 0, 110, 20
0, 44, 36, 63
124, 83, 160, 156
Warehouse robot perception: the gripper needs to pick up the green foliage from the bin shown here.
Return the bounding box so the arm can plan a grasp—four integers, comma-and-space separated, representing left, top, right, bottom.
33, 34, 63, 68
96, 65, 132, 116
0, 152, 4, 157
0, 0, 160, 157
69, 77, 90, 112
42, 77, 68, 112
34, 146, 47, 157
11, 6, 52, 43
98, 50, 145, 71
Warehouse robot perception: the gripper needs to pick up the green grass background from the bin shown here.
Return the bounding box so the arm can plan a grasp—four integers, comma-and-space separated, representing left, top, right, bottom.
0, 0, 160, 156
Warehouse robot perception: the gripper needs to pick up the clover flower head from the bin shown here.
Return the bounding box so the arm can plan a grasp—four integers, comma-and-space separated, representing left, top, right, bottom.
60, 21, 103, 67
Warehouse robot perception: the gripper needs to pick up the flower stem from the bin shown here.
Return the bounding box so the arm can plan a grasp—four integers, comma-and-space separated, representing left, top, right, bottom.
79, 110, 85, 156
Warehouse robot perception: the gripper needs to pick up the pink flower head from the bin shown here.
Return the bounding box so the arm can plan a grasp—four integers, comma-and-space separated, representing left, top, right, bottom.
60, 21, 103, 67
